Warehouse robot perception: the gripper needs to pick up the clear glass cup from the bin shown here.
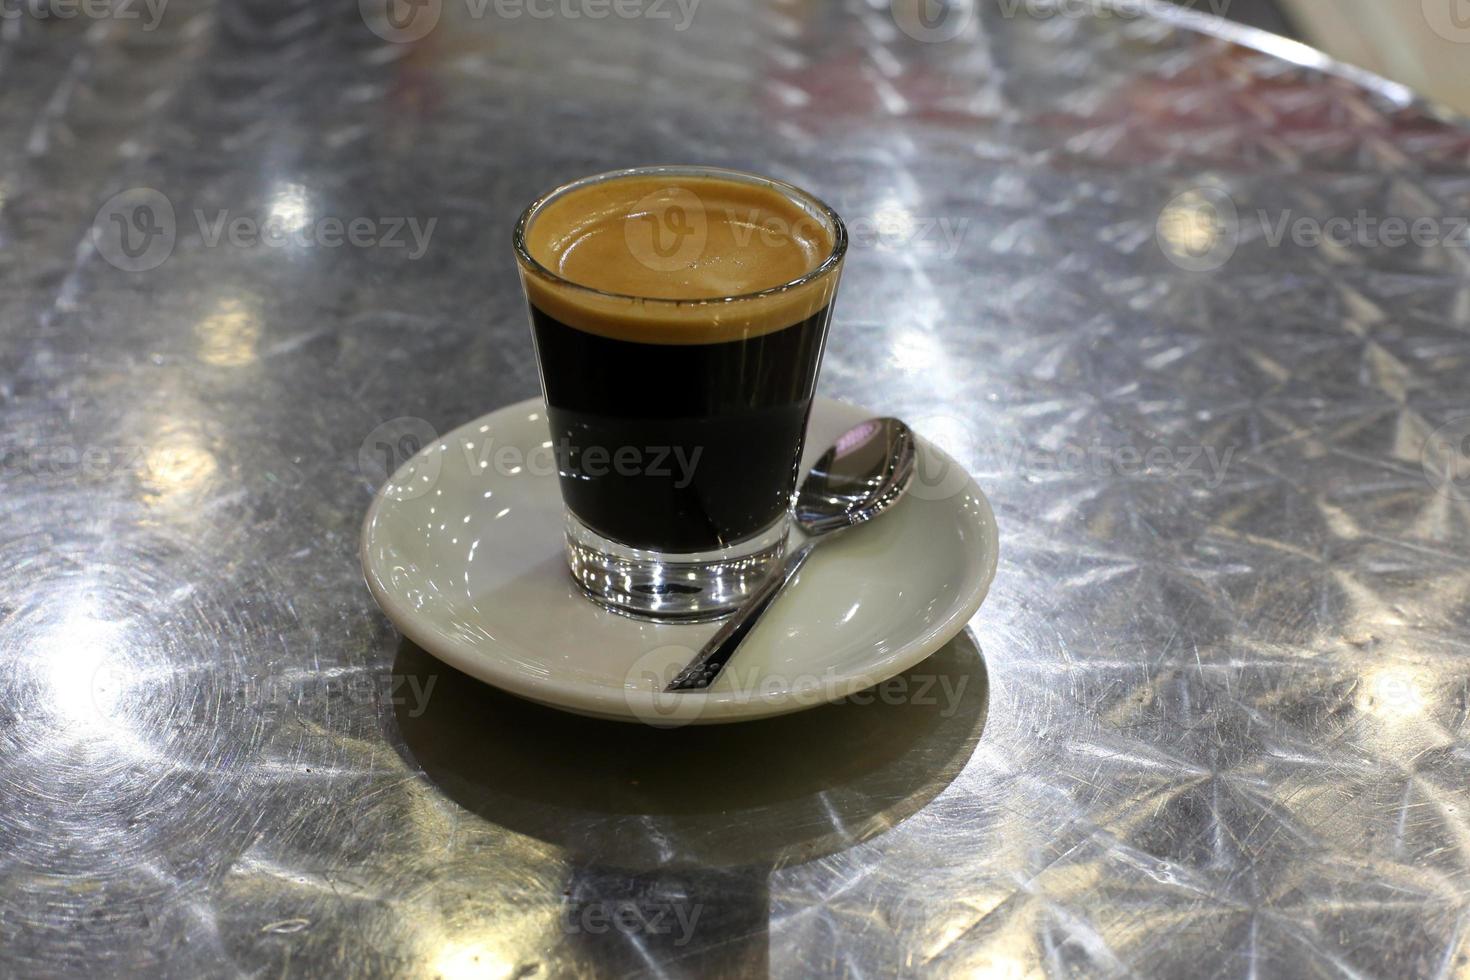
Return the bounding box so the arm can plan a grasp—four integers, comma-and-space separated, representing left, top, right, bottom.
513, 165, 847, 620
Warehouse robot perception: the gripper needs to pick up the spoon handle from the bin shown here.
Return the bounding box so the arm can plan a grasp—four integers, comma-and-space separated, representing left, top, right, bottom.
664, 540, 819, 691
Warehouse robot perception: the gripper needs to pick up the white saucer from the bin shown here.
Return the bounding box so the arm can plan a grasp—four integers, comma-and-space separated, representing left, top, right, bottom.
361, 397, 999, 725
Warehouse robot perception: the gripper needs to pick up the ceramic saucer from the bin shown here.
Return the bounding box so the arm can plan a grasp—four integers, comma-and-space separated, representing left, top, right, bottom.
361, 397, 999, 725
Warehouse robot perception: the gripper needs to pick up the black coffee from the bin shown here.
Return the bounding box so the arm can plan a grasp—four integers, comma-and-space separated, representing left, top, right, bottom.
517, 171, 842, 556
531, 303, 831, 551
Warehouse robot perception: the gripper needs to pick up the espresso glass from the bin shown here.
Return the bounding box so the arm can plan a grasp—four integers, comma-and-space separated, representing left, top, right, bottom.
513, 166, 847, 620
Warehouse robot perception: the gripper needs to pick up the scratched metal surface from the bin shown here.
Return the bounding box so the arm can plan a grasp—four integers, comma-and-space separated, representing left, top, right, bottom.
3, 0, 1470, 977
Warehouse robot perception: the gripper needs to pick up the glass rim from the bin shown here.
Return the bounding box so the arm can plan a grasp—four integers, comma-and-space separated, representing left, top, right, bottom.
512, 165, 848, 307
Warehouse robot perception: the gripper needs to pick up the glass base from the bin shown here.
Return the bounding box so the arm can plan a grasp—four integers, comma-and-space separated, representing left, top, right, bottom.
564, 514, 788, 622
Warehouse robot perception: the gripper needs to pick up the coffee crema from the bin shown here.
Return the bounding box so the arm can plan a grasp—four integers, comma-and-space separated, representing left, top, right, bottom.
519, 173, 840, 345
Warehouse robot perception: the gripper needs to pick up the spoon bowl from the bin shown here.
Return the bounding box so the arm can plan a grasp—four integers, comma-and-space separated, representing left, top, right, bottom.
796, 418, 917, 536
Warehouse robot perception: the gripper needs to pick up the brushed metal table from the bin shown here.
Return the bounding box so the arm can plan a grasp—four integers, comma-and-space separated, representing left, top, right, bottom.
3, 1, 1469, 976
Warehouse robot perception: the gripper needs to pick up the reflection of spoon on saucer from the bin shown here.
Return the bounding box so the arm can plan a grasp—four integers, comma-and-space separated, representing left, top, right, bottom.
667, 418, 917, 692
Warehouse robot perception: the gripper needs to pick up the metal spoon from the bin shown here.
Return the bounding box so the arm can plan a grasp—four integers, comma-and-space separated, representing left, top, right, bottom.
665, 417, 918, 692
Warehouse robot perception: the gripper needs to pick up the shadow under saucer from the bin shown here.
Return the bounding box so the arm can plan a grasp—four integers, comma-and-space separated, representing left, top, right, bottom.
391, 629, 989, 871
